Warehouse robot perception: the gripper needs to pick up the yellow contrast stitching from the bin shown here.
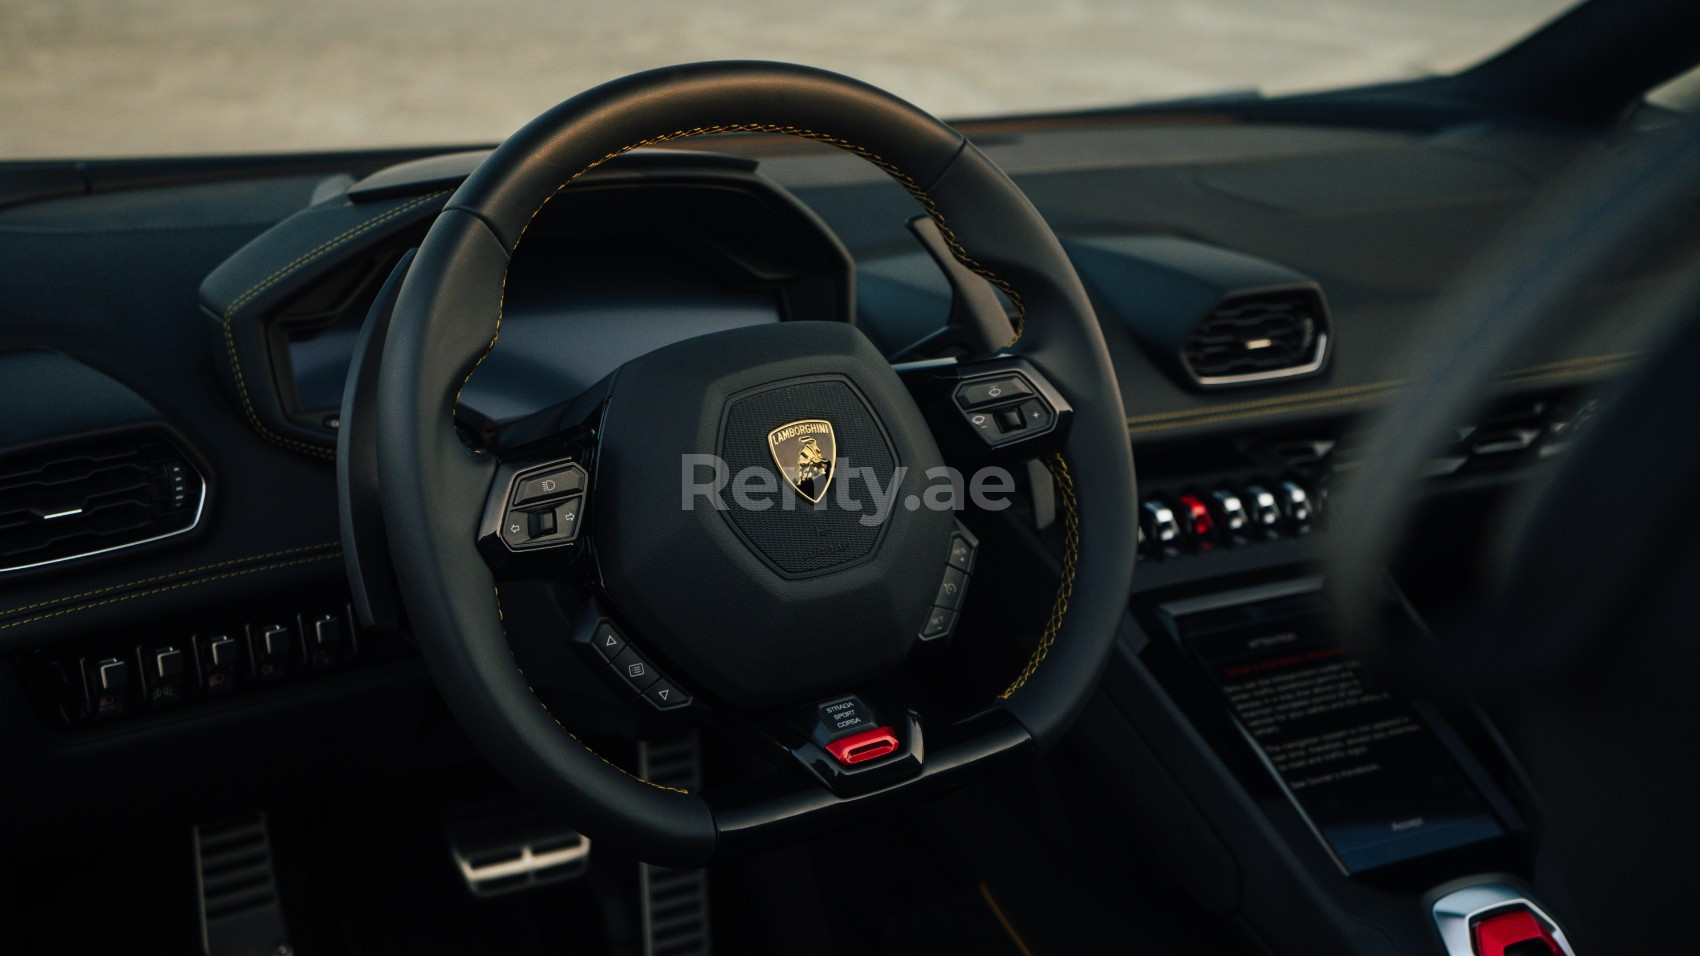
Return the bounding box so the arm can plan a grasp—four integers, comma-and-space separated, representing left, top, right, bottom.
223, 191, 449, 461
494, 587, 687, 794
1128, 392, 1393, 436
1124, 380, 1401, 426
451, 122, 1026, 440
1000, 452, 1078, 699
0, 550, 343, 632
1123, 351, 1638, 435
0, 541, 342, 619
978, 882, 1037, 956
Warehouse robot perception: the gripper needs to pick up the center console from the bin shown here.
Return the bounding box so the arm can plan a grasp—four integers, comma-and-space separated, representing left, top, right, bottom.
1075, 394, 1587, 955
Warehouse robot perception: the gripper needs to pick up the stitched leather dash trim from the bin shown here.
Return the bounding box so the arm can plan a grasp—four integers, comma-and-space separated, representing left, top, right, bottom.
999, 452, 1078, 699
1124, 351, 1638, 437
0, 541, 342, 620
494, 586, 687, 794
222, 191, 449, 461
0, 546, 343, 632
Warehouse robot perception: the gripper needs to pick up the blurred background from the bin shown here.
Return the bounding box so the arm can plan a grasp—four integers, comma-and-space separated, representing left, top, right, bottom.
1, 0, 1573, 157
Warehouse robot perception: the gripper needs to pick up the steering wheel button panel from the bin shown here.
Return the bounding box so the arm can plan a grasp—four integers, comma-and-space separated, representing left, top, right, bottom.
952, 371, 1058, 448
920, 607, 957, 641
512, 464, 586, 506
934, 566, 970, 611
955, 375, 1032, 409
500, 495, 583, 550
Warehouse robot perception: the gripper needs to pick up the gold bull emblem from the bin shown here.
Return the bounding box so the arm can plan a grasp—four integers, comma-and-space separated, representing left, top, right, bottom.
767, 419, 836, 503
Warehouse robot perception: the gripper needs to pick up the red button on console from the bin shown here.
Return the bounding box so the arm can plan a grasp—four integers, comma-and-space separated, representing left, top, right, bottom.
825, 726, 899, 766
1176, 494, 1215, 540
1472, 907, 1562, 956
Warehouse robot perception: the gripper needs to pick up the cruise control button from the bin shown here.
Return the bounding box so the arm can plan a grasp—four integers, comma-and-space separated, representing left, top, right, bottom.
513, 465, 585, 506
921, 606, 957, 641
934, 566, 970, 610
955, 375, 1032, 409
643, 678, 691, 711
947, 533, 975, 572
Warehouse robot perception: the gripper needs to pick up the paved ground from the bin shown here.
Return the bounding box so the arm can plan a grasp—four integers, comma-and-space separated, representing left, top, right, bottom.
0, 0, 1568, 158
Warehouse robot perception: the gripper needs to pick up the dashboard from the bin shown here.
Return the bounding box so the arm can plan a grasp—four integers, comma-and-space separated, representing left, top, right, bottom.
0, 100, 1691, 955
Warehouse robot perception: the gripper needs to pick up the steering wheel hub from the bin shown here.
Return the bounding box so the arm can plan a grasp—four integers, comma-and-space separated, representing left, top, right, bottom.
595, 321, 953, 708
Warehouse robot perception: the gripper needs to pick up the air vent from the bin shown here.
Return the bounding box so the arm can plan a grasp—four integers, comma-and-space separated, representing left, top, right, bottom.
0, 431, 205, 574
1183, 289, 1329, 387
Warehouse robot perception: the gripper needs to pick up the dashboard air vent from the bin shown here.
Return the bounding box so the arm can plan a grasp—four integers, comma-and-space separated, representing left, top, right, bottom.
0, 431, 205, 574
1183, 290, 1328, 386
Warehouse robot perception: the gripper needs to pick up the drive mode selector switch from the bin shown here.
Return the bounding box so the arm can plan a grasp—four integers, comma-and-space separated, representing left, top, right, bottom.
810, 695, 898, 766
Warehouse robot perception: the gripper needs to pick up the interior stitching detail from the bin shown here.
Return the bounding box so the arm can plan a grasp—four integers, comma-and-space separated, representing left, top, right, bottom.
977, 881, 1037, 956
999, 451, 1078, 699
0, 550, 343, 632
493, 586, 688, 794
451, 122, 1028, 439
223, 190, 448, 461
1123, 351, 1638, 434
0, 541, 342, 620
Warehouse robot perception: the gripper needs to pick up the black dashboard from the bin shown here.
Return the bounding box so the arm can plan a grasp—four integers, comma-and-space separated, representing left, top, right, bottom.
0, 100, 1691, 954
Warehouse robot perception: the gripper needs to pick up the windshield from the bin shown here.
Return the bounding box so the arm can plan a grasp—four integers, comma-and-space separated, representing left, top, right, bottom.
3, 0, 1575, 159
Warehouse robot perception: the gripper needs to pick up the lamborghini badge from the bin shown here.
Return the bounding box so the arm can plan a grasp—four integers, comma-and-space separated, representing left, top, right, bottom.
767, 419, 836, 503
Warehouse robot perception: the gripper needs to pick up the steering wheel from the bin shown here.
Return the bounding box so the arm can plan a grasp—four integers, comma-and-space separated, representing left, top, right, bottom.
370, 61, 1135, 866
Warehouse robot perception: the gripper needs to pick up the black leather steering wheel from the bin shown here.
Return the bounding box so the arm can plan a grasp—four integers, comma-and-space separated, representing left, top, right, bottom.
371, 61, 1135, 866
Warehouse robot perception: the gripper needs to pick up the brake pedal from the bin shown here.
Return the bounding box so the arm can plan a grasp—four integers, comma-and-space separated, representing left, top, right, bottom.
446, 800, 590, 898
193, 814, 291, 956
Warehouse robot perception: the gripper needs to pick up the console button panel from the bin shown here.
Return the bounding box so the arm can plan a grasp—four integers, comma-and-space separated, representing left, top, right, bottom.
15, 599, 403, 729
1138, 476, 1321, 561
